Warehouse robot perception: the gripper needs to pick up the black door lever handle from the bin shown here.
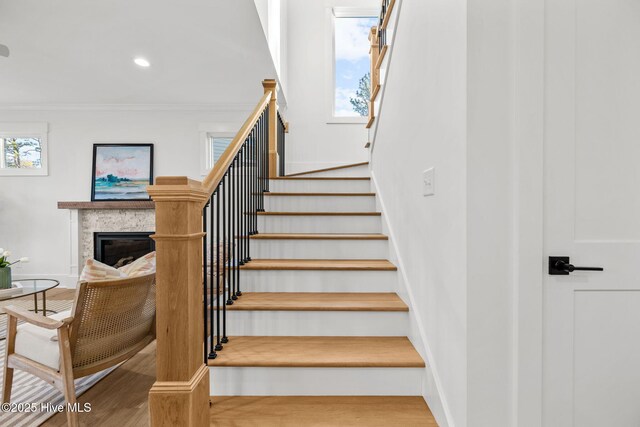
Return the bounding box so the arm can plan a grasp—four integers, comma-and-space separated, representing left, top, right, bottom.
549, 256, 604, 275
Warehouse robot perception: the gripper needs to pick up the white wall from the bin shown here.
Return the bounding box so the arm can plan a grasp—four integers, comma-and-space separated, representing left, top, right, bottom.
371, 0, 529, 425
466, 0, 515, 424
254, 0, 289, 98
283, 0, 374, 174
0, 108, 250, 286
370, 0, 467, 425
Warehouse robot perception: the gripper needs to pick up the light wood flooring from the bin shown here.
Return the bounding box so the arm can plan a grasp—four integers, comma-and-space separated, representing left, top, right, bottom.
207, 336, 425, 368
226, 292, 408, 311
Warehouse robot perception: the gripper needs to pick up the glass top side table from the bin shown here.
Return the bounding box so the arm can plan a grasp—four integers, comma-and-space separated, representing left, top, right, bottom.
0, 279, 61, 315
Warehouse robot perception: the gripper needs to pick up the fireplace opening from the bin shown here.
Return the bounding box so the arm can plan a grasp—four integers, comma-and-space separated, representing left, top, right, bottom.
94, 232, 155, 268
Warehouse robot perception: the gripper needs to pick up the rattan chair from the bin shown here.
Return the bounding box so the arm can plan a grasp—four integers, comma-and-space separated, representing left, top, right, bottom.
2, 273, 156, 427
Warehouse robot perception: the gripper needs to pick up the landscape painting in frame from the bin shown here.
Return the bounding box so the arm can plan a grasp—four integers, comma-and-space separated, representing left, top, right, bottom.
91, 144, 154, 201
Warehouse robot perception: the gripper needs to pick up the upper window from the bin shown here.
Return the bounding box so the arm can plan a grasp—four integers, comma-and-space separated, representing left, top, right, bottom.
0, 123, 48, 176
199, 122, 237, 176
209, 136, 233, 166
331, 9, 377, 120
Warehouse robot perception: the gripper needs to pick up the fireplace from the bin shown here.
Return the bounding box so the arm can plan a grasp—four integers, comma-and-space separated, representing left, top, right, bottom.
94, 232, 155, 267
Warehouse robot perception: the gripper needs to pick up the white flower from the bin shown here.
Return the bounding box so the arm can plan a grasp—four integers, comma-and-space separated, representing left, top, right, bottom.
2, 251, 10, 257
19, 257, 29, 263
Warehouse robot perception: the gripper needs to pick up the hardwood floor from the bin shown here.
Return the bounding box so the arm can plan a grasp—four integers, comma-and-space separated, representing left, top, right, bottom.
42, 341, 156, 427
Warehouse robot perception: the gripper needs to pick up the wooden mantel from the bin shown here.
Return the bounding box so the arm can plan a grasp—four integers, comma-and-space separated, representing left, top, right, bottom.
58, 201, 155, 210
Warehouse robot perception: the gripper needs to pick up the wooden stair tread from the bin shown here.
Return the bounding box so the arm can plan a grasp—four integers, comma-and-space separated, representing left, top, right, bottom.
270, 177, 370, 180
209, 396, 437, 426
228, 293, 408, 311
264, 192, 376, 196
240, 259, 397, 271
286, 162, 369, 177
250, 233, 388, 240
207, 336, 425, 367
257, 211, 381, 216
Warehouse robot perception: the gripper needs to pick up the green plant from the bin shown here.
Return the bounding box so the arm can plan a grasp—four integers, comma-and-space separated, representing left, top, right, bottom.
0, 248, 29, 268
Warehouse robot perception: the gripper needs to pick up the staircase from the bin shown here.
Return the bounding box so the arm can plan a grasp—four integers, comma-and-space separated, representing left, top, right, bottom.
207, 162, 435, 423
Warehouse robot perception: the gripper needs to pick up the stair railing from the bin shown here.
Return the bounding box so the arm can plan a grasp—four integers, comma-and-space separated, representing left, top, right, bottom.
367, 0, 396, 129
146, 79, 284, 427
277, 110, 288, 176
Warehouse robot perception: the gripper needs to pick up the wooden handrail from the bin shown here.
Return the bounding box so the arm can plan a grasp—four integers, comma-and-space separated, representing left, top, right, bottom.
202, 91, 272, 196
147, 79, 283, 427
379, 0, 396, 31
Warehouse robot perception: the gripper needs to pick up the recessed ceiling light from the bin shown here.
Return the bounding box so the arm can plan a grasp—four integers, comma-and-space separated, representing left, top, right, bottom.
134, 57, 150, 67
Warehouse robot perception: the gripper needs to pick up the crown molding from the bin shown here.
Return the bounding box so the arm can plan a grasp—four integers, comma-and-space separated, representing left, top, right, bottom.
0, 103, 257, 112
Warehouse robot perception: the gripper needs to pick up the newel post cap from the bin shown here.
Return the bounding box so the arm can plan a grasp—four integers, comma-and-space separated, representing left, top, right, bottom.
147, 176, 209, 204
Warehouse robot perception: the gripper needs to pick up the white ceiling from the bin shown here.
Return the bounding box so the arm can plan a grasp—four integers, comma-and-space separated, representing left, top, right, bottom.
0, 0, 278, 106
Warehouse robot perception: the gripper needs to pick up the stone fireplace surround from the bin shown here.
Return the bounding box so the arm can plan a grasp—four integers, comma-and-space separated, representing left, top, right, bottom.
57, 201, 155, 285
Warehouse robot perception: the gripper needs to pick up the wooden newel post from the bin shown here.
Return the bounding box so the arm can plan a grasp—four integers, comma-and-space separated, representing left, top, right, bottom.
263, 79, 278, 177
147, 177, 210, 427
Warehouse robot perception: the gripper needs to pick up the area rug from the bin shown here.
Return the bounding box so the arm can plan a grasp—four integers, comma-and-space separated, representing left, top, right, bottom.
0, 298, 117, 426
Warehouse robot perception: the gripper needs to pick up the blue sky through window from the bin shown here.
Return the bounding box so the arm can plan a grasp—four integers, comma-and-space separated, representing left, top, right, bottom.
334, 16, 377, 117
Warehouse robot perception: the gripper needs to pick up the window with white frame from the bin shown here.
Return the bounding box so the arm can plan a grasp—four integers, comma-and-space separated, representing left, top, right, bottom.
209, 135, 233, 166
199, 122, 239, 175
0, 123, 49, 176
330, 8, 377, 120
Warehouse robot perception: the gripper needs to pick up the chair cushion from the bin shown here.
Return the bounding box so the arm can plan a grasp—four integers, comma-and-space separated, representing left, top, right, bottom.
14, 310, 72, 370
79, 258, 126, 282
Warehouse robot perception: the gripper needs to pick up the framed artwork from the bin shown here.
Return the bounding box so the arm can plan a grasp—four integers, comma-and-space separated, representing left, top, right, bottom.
91, 143, 154, 201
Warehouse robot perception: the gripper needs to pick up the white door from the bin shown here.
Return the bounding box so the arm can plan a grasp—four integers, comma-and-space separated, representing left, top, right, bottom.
543, 0, 640, 426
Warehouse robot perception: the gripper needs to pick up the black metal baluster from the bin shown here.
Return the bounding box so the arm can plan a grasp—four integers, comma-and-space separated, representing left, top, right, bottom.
249, 132, 253, 235
208, 194, 217, 358
258, 113, 262, 207
239, 147, 244, 268
246, 139, 251, 261
250, 131, 255, 234
232, 155, 239, 301
227, 162, 234, 306
215, 189, 223, 350
239, 148, 243, 267
257, 116, 264, 212
221, 176, 229, 342
264, 108, 270, 193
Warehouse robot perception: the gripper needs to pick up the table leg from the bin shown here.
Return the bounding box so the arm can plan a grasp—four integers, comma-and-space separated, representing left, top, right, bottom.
33, 293, 38, 314
42, 291, 47, 316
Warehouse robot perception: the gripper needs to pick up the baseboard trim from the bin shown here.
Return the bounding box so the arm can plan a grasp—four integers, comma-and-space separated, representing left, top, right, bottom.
370, 170, 453, 427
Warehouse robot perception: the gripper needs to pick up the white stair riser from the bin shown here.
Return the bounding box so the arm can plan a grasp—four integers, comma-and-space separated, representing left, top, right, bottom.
251, 239, 388, 259
264, 195, 376, 212
240, 270, 398, 292
295, 164, 370, 178
270, 180, 372, 193
258, 215, 381, 233
224, 311, 408, 336
210, 367, 424, 396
